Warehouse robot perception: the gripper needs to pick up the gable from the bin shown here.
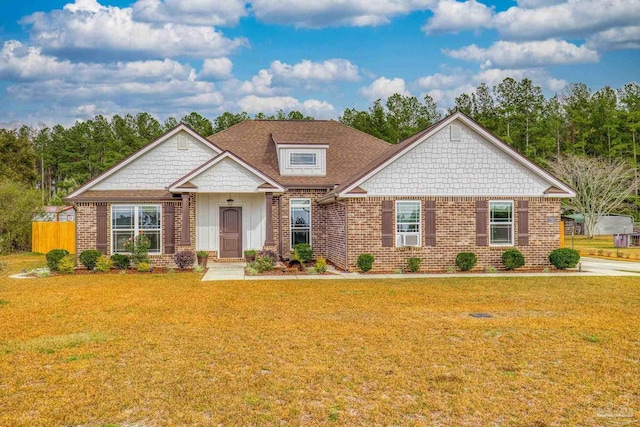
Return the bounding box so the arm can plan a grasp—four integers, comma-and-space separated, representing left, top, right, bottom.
189, 157, 266, 193
360, 119, 552, 197
91, 130, 219, 190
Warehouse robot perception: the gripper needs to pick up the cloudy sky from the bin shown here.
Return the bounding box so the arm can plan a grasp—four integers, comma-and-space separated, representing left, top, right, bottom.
1, 0, 638, 127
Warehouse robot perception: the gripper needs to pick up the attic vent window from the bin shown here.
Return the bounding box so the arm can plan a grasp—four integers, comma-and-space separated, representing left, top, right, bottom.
450, 124, 462, 142
289, 152, 317, 167
177, 135, 188, 150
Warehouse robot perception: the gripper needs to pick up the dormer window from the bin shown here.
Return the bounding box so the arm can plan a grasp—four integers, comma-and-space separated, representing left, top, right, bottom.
289, 152, 317, 167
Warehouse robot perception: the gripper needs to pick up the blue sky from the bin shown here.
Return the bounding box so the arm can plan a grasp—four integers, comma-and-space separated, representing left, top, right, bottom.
0, 0, 638, 127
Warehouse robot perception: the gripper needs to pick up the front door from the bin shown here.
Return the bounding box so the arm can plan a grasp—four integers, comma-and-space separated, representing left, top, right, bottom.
220, 207, 242, 258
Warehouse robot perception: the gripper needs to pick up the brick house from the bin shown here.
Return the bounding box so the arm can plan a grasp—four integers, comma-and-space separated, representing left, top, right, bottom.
66, 111, 574, 272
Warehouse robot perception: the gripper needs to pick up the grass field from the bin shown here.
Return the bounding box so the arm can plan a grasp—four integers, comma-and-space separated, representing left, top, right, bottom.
566, 235, 640, 260
1, 253, 639, 426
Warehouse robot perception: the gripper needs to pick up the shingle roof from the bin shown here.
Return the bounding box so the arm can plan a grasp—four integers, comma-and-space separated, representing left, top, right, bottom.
206, 120, 393, 188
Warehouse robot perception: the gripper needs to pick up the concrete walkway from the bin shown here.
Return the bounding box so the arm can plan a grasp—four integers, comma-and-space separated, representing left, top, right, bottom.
201, 257, 640, 281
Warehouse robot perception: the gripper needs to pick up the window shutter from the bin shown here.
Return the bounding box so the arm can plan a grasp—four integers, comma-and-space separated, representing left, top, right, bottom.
96, 203, 108, 254
381, 200, 394, 247
517, 200, 529, 246
164, 203, 175, 254
476, 200, 488, 246
424, 200, 436, 247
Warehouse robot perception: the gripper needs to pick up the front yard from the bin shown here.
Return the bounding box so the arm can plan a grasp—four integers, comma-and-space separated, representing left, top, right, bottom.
1, 253, 639, 426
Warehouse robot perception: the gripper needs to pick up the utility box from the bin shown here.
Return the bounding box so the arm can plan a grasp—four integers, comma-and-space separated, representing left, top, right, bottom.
614, 234, 630, 248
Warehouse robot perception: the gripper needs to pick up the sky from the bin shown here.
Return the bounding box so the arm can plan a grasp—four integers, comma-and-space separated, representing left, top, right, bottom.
0, 0, 638, 127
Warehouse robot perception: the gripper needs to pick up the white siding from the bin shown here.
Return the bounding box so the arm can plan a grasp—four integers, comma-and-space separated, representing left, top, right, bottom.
196, 193, 266, 252
361, 121, 550, 196
279, 148, 326, 176
93, 131, 217, 190
191, 158, 264, 192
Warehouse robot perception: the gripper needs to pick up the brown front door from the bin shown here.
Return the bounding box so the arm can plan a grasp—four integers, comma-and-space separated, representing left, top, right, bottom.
220, 207, 242, 258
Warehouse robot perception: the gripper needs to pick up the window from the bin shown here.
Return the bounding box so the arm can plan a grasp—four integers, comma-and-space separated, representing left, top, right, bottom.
112, 205, 161, 254
289, 152, 317, 167
396, 201, 421, 247
290, 198, 311, 248
489, 201, 513, 245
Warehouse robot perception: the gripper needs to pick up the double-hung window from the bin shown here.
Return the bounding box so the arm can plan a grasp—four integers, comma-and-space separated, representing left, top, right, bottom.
396, 201, 421, 247
489, 201, 513, 245
112, 205, 162, 254
290, 198, 311, 248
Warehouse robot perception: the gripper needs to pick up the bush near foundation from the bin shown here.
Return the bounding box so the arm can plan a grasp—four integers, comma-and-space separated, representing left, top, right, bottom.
549, 248, 580, 269
46, 249, 69, 271
79, 250, 103, 270
357, 254, 375, 272
502, 249, 525, 270
455, 252, 477, 271
174, 251, 196, 270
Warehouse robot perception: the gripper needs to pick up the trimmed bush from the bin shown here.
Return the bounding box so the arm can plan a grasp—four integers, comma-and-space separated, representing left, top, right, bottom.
79, 249, 103, 270
314, 256, 327, 273
357, 254, 375, 272
293, 243, 313, 263
174, 250, 196, 270
95, 255, 112, 272
502, 249, 525, 270
137, 262, 151, 273
456, 252, 477, 271
58, 254, 76, 274
46, 249, 69, 271
111, 254, 130, 270
255, 256, 274, 272
549, 248, 580, 269
407, 257, 421, 273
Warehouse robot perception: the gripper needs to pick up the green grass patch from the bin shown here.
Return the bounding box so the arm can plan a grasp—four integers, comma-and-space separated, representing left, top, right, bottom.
1, 332, 112, 354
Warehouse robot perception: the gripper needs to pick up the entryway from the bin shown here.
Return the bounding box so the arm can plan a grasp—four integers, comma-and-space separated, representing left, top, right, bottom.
219, 207, 242, 258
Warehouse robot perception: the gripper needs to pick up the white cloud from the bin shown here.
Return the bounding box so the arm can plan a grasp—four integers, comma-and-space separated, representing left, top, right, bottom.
250, 0, 434, 28
515, 0, 565, 8
0, 41, 73, 80
269, 59, 360, 82
586, 26, 640, 51
417, 71, 468, 89
21, 0, 248, 60
493, 0, 640, 40
200, 57, 234, 80
132, 0, 247, 26
444, 39, 600, 68
359, 77, 410, 101
237, 95, 334, 117
474, 68, 567, 92
422, 0, 493, 34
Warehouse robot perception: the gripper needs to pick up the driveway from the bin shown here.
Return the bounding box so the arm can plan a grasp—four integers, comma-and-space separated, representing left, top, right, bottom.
580, 257, 640, 276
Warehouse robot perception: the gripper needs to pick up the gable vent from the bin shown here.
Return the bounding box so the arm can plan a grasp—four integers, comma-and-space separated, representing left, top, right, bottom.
450, 124, 461, 142
177, 135, 188, 150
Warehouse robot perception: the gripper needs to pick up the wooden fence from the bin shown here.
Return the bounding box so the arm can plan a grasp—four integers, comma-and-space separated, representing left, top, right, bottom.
32, 222, 75, 254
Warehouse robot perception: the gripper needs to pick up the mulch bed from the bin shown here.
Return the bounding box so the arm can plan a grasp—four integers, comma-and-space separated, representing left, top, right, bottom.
28, 267, 198, 277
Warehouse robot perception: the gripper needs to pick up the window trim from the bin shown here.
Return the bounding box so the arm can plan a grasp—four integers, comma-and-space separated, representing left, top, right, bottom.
111, 204, 162, 255
489, 200, 514, 246
395, 200, 422, 247
288, 152, 317, 167
290, 198, 311, 249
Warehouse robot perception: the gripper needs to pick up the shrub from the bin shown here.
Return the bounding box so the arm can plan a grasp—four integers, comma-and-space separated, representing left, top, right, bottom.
245, 265, 258, 276
502, 249, 525, 270
123, 233, 151, 265
79, 250, 103, 270
137, 262, 151, 273
456, 252, 477, 271
548, 248, 580, 269
58, 254, 76, 274
314, 256, 327, 273
357, 254, 374, 272
95, 255, 112, 272
110, 254, 130, 270
255, 256, 274, 273
46, 249, 70, 271
293, 243, 313, 263
407, 257, 421, 273
174, 250, 196, 270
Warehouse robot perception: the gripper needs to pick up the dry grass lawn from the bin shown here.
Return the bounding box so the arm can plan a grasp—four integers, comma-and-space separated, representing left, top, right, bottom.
1, 253, 639, 426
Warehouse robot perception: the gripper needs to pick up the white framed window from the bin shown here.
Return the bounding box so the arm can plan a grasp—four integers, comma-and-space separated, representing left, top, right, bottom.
396, 200, 421, 247
489, 201, 514, 246
290, 198, 311, 248
112, 205, 162, 254
289, 152, 317, 167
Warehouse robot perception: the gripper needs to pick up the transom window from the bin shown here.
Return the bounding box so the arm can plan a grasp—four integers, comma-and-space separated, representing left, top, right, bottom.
290, 198, 311, 248
489, 201, 513, 245
289, 152, 317, 167
112, 205, 161, 254
396, 201, 421, 247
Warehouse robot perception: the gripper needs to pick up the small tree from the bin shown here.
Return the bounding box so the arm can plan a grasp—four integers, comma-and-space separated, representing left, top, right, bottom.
550, 154, 639, 238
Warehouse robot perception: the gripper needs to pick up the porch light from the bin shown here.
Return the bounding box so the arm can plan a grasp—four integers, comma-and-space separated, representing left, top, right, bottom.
226, 198, 234, 206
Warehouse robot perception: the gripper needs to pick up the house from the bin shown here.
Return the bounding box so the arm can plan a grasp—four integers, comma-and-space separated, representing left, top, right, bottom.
563, 213, 635, 236
65, 112, 575, 272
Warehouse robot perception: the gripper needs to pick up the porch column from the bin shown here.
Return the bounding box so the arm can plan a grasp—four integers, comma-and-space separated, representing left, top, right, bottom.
181, 192, 191, 245
264, 192, 275, 246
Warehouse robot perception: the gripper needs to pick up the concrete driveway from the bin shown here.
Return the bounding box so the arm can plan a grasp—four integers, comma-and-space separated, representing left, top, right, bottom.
580, 257, 640, 276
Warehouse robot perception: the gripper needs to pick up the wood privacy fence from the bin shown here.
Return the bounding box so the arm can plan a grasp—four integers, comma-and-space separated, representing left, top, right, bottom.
32, 222, 75, 254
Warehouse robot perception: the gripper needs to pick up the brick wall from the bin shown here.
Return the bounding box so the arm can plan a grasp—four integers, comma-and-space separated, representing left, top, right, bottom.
344, 197, 560, 272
